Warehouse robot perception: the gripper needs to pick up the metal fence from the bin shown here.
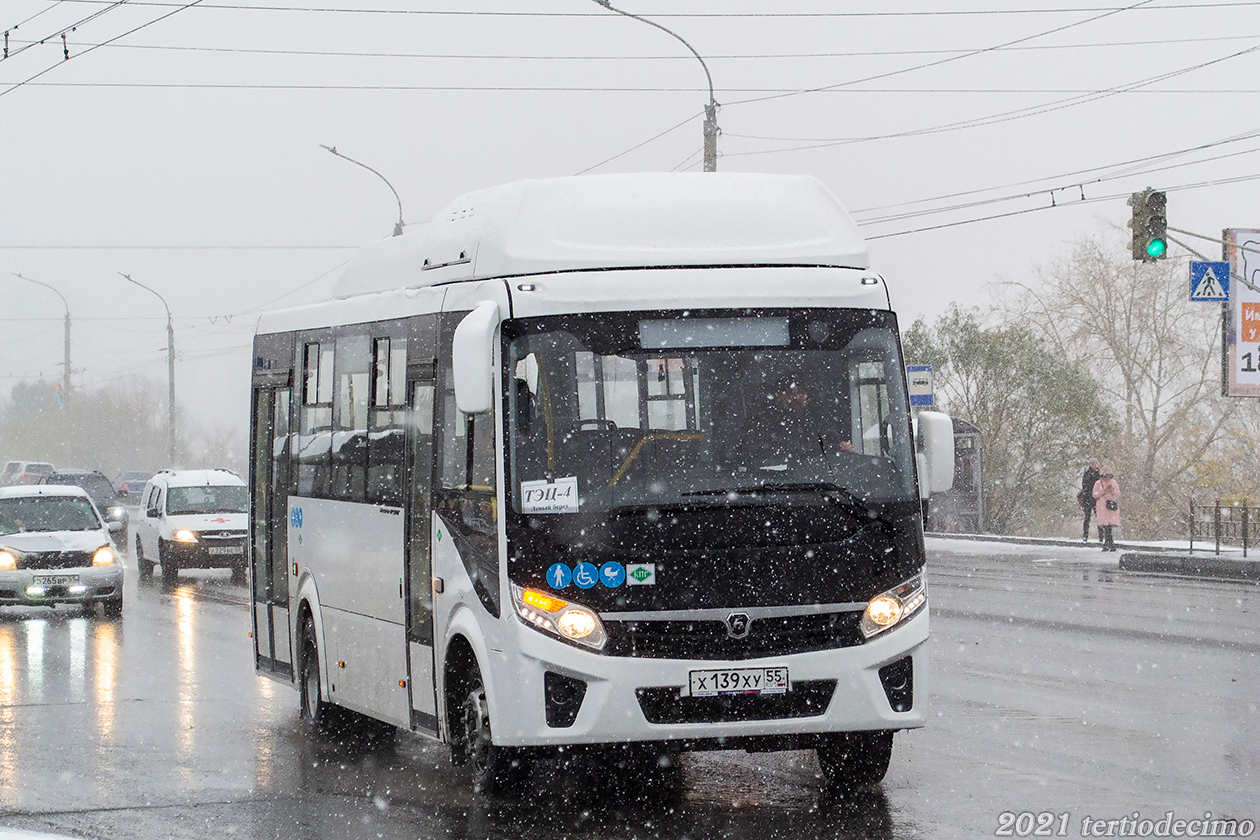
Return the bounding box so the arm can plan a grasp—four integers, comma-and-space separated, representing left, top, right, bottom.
1189, 500, 1251, 557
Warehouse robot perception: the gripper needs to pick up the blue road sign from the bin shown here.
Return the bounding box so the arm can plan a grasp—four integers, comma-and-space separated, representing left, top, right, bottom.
547, 563, 572, 589
906, 364, 934, 407
1190, 261, 1230, 302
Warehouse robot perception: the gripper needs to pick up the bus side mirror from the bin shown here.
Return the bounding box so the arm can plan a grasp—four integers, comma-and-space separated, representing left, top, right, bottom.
453, 301, 501, 415
917, 410, 955, 494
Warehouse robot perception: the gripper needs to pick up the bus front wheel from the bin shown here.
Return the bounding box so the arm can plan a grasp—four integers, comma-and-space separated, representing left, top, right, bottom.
457, 665, 532, 797
299, 617, 332, 729
816, 730, 893, 792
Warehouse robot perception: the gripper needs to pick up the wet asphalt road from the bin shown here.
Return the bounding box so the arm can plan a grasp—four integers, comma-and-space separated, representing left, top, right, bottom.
0, 538, 1255, 840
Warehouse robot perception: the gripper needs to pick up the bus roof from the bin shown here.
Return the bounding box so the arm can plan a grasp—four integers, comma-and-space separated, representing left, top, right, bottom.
330, 172, 869, 299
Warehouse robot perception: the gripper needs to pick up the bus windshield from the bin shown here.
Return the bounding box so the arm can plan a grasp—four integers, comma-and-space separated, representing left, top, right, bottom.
506, 309, 915, 515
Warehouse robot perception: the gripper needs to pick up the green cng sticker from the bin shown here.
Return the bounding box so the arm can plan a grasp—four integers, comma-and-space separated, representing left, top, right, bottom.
627, 563, 656, 585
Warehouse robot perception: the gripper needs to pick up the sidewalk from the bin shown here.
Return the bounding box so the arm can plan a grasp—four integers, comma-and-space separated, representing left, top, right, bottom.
927, 531, 1260, 582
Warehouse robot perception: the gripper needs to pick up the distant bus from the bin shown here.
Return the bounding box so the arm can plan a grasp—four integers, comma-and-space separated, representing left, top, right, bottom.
249, 172, 954, 795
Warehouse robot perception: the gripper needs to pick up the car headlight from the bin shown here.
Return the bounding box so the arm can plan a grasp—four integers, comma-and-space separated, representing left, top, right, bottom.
511, 584, 607, 651
108, 506, 126, 519
0, 549, 20, 571
172, 529, 198, 543
860, 573, 926, 639
93, 545, 118, 566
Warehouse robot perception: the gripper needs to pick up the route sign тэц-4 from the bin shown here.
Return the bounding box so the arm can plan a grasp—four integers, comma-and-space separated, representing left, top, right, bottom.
1224, 229, 1260, 397
906, 364, 933, 407
1190, 261, 1230, 302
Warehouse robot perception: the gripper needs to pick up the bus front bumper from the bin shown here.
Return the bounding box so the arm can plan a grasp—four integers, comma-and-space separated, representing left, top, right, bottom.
487, 607, 928, 749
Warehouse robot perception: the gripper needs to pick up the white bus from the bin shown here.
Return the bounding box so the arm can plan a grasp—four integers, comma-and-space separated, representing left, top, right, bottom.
249, 172, 954, 795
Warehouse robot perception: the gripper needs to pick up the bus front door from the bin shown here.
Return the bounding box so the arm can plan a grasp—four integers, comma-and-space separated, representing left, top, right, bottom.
250, 384, 293, 678
406, 375, 439, 734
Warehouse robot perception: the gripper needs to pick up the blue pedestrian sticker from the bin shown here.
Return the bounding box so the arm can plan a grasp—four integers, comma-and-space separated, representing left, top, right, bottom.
600, 562, 626, 588
573, 562, 599, 589
547, 563, 572, 589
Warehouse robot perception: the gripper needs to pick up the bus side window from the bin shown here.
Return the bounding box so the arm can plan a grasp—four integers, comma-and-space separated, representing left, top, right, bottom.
298, 341, 334, 497
332, 334, 370, 501
368, 336, 408, 506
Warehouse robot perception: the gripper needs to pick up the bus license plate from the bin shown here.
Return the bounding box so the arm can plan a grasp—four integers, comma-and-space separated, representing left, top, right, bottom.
33, 575, 78, 586
207, 546, 244, 555
688, 667, 789, 697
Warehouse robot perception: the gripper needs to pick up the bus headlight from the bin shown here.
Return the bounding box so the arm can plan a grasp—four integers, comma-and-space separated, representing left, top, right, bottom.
93, 546, 118, 566
511, 584, 607, 651
860, 573, 926, 639
0, 549, 20, 571
173, 529, 198, 543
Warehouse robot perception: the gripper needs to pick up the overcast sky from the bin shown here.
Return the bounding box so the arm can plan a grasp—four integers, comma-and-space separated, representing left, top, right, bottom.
2, 0, 1258, 449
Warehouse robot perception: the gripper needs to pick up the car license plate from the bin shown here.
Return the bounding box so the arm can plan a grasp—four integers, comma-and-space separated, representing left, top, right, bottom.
33, 575, 78, 586
207, 546, 244, 555
688, 666, 789, 697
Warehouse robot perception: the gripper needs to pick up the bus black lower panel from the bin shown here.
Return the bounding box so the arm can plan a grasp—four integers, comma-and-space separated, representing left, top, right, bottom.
605, 612, 864, 660
635, 679, 836, 724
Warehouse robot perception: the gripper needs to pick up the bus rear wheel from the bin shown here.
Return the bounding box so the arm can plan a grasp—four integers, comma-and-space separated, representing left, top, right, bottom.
816, 730, 893, 792
457, 665, 532, 797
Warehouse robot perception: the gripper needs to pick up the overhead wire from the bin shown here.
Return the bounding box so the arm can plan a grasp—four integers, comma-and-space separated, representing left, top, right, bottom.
579, 0, 1164, 171
8, 31, 1260, 61
864, 171, 1260, 240
722, 40, 1260, 158
36, 2, 1260, 17
0, 0, 209, 100
1, 0, 132, 64
3, 1, 71, 34
856, 143, 1260, 227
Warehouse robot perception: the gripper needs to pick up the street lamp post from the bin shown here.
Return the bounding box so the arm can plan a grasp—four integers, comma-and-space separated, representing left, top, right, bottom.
12, 273, 71, 404
120, 273, 176, 464
590, 0, 719, 171
320, 145, 406, 237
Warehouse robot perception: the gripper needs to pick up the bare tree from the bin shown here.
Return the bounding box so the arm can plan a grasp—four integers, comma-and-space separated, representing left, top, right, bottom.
1002, 233, 1237, 536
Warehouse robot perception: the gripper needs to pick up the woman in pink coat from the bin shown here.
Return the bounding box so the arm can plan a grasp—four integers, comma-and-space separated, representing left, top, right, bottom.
1092, 467, 1121, 552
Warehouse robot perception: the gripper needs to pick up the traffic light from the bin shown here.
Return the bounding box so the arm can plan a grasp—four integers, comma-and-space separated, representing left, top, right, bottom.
1127, 188, 1167, 262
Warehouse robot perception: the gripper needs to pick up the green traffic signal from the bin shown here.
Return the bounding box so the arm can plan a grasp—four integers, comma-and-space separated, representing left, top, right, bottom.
1127, 188, 1168, 262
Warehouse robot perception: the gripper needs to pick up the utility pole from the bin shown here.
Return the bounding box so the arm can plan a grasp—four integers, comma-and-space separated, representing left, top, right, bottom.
12, 274, 70, 404
320, 145, 406, 236
590, 0, 719, 171
120, 273, 176, 464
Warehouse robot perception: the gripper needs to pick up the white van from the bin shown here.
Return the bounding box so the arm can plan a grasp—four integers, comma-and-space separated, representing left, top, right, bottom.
135, 469, 248, 585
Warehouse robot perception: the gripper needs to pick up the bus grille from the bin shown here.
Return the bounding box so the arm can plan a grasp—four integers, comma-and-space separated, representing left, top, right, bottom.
635, 680, 836, 724
603, 611, 864, 660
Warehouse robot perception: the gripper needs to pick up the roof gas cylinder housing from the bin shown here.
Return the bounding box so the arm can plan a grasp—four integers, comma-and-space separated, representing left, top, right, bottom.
331, 172, 869, 299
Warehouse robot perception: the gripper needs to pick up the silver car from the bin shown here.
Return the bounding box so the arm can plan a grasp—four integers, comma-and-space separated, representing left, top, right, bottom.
0, 485, 125, 617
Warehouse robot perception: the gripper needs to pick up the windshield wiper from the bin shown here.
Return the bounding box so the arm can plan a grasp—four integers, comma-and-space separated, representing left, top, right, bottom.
683, 482, 889, 521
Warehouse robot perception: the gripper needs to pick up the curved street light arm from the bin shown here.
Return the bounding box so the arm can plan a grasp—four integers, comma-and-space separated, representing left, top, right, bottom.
589, 0, 715, 107
118, 272, 171, 323
320, 144, 406, 237
12, 272, 69, 316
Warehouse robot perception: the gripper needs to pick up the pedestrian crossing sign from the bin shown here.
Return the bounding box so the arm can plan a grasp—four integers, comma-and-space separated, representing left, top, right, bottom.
1189, 261, 1230, 302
